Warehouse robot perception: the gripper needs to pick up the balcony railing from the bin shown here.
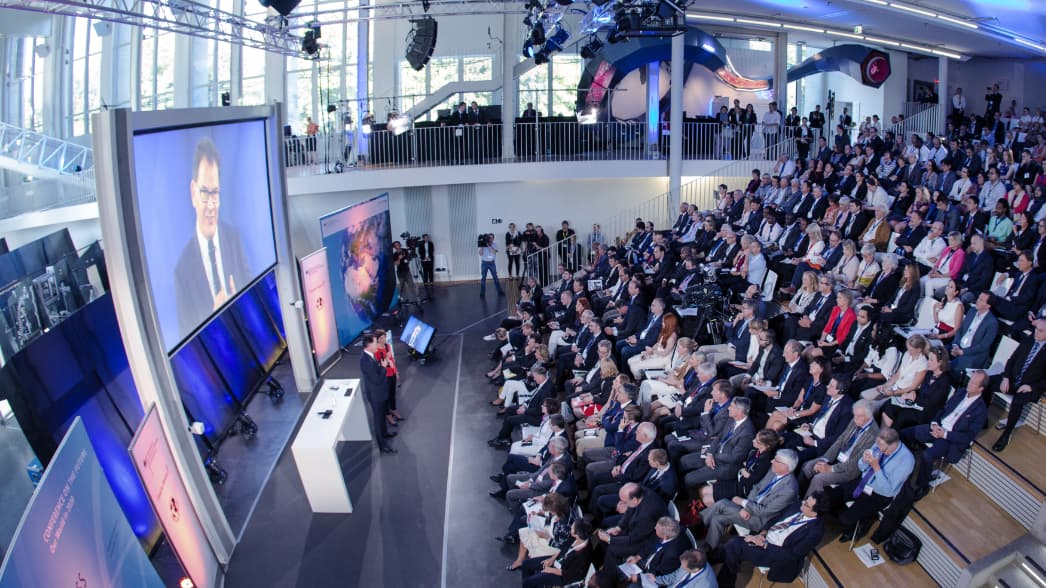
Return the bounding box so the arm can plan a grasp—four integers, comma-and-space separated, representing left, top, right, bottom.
283, 121, 787, 175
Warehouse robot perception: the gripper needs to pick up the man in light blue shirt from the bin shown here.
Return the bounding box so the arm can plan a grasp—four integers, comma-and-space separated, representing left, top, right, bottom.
835, 426, 914, 543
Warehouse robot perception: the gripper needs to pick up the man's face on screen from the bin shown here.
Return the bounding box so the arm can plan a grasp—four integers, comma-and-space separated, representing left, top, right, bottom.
191, 158, 221, 239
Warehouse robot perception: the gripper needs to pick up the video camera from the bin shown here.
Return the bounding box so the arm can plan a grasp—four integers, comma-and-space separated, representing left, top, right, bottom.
399, 231, 422, 258
477, 233, 493, 247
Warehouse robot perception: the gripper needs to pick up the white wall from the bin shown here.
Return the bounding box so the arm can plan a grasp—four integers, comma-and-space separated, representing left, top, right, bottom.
907, 56, 1046, 119
286, 176, 667, 280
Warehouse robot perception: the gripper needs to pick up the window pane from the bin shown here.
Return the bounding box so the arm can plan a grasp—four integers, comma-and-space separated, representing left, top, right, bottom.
552, 54, 582, 117
156, 32, 176, 106
463, 56, 492, 81
519, 65, 548, 117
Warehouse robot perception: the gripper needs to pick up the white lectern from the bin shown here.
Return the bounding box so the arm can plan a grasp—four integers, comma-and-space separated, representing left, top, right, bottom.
291, 378, 372, 513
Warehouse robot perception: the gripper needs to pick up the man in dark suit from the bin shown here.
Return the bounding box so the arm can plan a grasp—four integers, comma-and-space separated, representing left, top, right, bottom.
948, 292, 998, 372
174, 138, 250, 336
785, 376, 853, 462
717, 493, 828, 586
665, 378, 732, 462
618, 517, 689, 585
863, 255, 901, 305
902, 372, 988, 500
808, 105, 826, 135
606, 281, 646, 340
784, 275, 837, 342
995, 252, 1039, 321
490, 366, 553, 446
800, 400, 879, 496
416, 234, 435, 286
992, 320, 1046, 451
596, 483, 667, 568
588, 422, 656, 508
360, 333, 396, 453
680, 397, 757, 495
616, 298, 663, 362
959, 235, 993, 302
747, 341, 807, 419
830, 305, 875, 376
702, 450, 800, 549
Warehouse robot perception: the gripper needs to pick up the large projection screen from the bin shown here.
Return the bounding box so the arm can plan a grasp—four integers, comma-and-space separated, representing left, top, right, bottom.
132, 119, 277, 352
320, 194, 398, 347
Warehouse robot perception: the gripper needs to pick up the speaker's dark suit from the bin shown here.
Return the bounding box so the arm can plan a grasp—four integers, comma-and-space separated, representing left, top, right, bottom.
901, 388, 987, 491
360, 351, 391, 446
173, 222, 250, 336
605, 492, 667, 567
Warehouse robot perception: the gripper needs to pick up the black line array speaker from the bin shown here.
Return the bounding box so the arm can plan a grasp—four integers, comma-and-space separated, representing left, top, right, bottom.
406, 17, 438, 71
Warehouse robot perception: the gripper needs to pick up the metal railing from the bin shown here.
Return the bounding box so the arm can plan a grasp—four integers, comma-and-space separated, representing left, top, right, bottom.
0, 122, 93, 175
285, 121, 793, 174
885, 104, 942, 142
900, 101, 937, 122
521, 158, 761, 285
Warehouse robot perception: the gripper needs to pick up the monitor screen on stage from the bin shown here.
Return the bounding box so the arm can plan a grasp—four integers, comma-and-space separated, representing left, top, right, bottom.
132, 119, 277, 352
400, 315, 435, 355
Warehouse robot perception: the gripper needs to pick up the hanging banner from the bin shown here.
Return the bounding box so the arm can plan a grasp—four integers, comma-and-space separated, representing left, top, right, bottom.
0, 418, 163, 588
299, 248, 340, 369
129, 406, 221, 588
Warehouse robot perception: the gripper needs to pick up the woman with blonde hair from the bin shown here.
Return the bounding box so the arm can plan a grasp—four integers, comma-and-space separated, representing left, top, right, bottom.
569, 357, 619, 419
628, 313, 680, 378
830, 239, 861, 287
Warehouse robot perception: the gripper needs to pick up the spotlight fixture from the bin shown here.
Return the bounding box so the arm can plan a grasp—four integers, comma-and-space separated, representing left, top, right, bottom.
577, 107, 599, 124
534, 52, 550, 65
302, 28, 320, 57
580, 37, 604, 59
258, 0, 302, 17
523, 38, 537, 58
530, 22, 546, 45
388, 116, 411, 136
544, 24, 570, 52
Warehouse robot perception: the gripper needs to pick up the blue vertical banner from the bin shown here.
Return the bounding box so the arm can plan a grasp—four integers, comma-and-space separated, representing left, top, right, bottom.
0, 418, 163, 588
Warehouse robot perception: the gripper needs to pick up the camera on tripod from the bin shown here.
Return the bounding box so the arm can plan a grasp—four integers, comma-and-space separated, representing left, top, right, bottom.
478, 233, 493, 247
399, 231, 421, 258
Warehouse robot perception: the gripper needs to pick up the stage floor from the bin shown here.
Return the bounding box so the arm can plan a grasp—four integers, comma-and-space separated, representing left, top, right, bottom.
225, 281, 513, 587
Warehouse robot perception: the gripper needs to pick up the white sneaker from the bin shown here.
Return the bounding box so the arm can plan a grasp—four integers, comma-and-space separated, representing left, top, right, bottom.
483, 333, 497, 342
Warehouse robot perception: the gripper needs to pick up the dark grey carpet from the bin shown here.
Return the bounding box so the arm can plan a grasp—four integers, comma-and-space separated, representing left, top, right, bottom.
226, 282, 509, 587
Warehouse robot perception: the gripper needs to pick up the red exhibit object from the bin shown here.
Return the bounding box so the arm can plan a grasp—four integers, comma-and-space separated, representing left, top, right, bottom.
861, 50, 892, 88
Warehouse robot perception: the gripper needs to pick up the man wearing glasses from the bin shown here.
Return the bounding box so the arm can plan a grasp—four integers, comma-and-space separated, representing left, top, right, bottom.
174, 137, 250, 334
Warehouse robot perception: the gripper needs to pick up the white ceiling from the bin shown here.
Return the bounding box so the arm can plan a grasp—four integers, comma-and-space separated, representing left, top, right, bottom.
682, 0, 1046, 58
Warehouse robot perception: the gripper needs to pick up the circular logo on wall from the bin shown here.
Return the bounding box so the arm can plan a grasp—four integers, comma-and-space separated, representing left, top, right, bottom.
861, 50, 892, 88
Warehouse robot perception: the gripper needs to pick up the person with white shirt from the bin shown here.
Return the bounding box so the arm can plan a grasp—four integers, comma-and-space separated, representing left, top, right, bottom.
716, 491, 827, 587
764, 102, 783, 158
900, 371, 988, 500
980, 168, 1008, 210
861, 335, 929, 409
913, 221, 947, 271
951, 87, 967, 121
949, 167, 974, 201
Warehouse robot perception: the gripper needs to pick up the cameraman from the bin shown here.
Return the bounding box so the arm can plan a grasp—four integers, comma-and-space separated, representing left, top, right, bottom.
479, 233, 505, 297
392, 241, 418, 302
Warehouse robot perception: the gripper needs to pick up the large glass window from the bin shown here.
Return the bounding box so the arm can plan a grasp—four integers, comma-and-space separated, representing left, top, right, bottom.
518, 65, 549, 118
139, 30, 176, 111
20, 38, 45, 131
397, 54, 495, 121
551, 54, 582, 117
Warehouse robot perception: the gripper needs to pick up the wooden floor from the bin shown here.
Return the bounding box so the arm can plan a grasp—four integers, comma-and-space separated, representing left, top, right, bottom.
815, 531, 937, 588
975, 405, 1046, 495
912, 474, 1026, 562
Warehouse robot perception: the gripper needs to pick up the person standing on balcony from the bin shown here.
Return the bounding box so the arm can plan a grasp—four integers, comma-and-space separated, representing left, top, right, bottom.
764, 102, 782, 160
479, 233, 505, 298
809, 104, 826, 137
556, 221, 577, 270
305, 116, 319, 164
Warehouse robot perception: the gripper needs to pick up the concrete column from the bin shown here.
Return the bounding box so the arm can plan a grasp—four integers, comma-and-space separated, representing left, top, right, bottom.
668, 32, 683, 210
264, 49, 286, 107
646, 61, 660, 151
354, 1, 370, 162
501, 13, 516, 161
775, 32, 788, 108
173, 33, 192, 108
937, 56, 949, 134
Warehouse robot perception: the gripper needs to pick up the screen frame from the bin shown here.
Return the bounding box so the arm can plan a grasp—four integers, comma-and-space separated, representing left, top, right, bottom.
128, 116, 279, 354
400, 314, 436, 355
92, 105, 298, 568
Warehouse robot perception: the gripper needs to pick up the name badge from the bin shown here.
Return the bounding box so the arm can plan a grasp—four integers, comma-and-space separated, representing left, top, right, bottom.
863, 484, 874, 496
825, 334, 835, 344
837, 450, 851, 463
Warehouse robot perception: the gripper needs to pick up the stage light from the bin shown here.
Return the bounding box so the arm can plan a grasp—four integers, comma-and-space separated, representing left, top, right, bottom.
577, 107, 599, 124
258, 0, 302, 17
545, 25, 569, 52
530, 22, 546, 45
607, 29, 622, 44
389, 116, 411, 136
302, 28, 320, 57
179, 578, 195, 588
534, 51, 550, 65
362, 122, 372, 134
580, 37, 604, 59
523, 38, 536, 58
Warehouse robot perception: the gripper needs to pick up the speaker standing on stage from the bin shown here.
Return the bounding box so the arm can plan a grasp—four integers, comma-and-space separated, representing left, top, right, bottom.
417, 234, 435, 286
375, 329, 406, 426
361, 333, 397, 454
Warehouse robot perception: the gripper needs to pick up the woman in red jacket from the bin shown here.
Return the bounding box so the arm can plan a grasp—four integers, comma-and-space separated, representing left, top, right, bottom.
813, 289, 856, 358
374, 330, 405, 425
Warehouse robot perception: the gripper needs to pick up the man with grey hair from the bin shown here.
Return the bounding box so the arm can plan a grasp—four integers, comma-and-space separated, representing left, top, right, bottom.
801, 400, 880, 496
697, 299, 756, 364
913, 220, 947, 272
701, 449, 800, 549
500, 435, 572, 508
863, 252, 901, 305
620, 517, 689, 585
680, 397, 755, 493
860, 203, 890, 252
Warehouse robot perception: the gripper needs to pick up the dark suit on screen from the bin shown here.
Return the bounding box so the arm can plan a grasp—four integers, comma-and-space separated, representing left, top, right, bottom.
173, 221, 250, 337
